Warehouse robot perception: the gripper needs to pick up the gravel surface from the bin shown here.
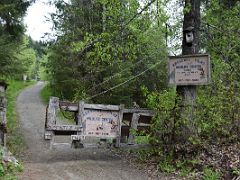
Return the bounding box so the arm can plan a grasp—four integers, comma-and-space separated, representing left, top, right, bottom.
16, 82, 167, 180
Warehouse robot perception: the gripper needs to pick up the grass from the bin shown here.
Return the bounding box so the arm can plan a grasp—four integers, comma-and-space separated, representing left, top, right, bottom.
6, 80, 35, 155
40, 83, 52, 104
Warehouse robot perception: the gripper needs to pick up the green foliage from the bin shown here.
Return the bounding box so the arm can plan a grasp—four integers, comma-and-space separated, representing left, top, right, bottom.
40, 84, 54, 104
232, 169, 240, 176
0, 146, 23, 180
158, 157, 176, 173
46, 0, 168, 106
203, 168, 221, 180
0, 0, 33, 78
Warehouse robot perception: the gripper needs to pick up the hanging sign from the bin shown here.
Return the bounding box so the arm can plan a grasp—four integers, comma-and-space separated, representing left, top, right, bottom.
168, 54, 211, 86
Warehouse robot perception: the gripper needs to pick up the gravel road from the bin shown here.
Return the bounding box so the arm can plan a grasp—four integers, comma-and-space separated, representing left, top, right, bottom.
16, 82, 163, 180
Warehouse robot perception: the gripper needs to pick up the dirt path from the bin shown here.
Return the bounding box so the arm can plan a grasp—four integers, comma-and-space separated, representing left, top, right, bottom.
16, 82, 163, 180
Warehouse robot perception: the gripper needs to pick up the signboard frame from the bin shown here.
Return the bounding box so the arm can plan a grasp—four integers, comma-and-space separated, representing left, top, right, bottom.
82, 108, 120, 138
78, 102, 123, 142
168, 54, 211, 86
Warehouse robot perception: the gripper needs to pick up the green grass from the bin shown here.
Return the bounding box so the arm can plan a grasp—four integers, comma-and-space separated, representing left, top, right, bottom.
6, 80, 35, 155
40, 83, 52, 104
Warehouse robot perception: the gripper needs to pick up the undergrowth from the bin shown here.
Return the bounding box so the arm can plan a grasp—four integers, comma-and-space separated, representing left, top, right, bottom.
0, 145, 23, 180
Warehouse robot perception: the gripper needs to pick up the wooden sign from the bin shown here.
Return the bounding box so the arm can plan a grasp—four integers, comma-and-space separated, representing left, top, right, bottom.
83, 109, 119, 138
168, 54, 211, 86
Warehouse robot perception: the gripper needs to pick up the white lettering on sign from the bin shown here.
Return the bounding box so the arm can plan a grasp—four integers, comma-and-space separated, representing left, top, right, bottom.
169, 54, 211, 86
83, 109, 119, 138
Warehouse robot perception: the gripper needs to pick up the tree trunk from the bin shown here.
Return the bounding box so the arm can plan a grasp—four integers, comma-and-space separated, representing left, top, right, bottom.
176, 0, 201, 140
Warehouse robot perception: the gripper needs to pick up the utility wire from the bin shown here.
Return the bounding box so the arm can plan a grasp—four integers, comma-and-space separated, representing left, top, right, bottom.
124, 0, 157, 27
88, 57, 147, 92
87, 60, 162, 100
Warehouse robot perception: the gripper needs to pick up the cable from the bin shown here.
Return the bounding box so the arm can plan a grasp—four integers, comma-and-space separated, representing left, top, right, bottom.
124, 0, 157, 27
88, 57, 147, 92
87, 60, 162, 100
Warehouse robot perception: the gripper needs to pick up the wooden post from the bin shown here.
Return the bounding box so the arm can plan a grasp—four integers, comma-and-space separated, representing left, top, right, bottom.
128, 113, 140, 145
46, 97, 59, 127
71, 101, 85, 148
0, 81, 8, 146
44, 97, 59, 147
115, 104, 124, 148
78, 101, 85, 126
177, 0, 200, 138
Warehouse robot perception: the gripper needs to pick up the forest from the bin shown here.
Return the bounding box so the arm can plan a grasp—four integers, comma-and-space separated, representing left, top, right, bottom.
0, 0, 239, 179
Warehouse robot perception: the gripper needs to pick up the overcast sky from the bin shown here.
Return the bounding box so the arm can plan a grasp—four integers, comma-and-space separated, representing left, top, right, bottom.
24, 0, 56, 41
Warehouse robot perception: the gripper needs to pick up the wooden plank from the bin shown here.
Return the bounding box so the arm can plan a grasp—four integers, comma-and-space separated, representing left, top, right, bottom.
116, 104, 124, 148
128, 113, 140, 145
46, 125, 83, 131
46, 97, 59, 126
59, 101, 78, 107
54, 131, 78, 136
59, 101, 78, 112
78, 101, 84, 125
123, 108, 155, 115
59, 105, 78, 112
84, 104, 120, 111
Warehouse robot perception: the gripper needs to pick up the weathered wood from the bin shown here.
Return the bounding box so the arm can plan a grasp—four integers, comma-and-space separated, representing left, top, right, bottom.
128, 113, 140, 145
59, 101, 78, 112
0, 82, 7, 146
116, 104, 124, 148
46, 125, 83, 131
44, 130, 53, 140
78, 101, 84, 125
123, 108, 155, 115
59, 105, 78, 112
84, 104, 120, 111
44, 98, 155, 148
46, 97, 59, 126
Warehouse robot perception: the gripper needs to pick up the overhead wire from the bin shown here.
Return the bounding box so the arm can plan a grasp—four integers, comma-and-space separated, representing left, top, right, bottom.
88, 57, 147, 92
87, 60, 162, 100
87, 14, 162, 92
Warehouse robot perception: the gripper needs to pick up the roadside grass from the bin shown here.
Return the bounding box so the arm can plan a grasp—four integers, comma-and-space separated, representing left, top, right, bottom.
40, 83, 52, 104
0, 80, 34, 180
0, 145, 24, 180
6, 80, 35, 155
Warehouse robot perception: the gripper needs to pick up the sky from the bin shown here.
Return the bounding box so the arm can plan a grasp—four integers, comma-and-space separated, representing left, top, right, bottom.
24, 0, 56, 41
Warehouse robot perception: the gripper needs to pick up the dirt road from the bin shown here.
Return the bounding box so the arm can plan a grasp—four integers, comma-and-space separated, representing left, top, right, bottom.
16, 82, 162, 180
